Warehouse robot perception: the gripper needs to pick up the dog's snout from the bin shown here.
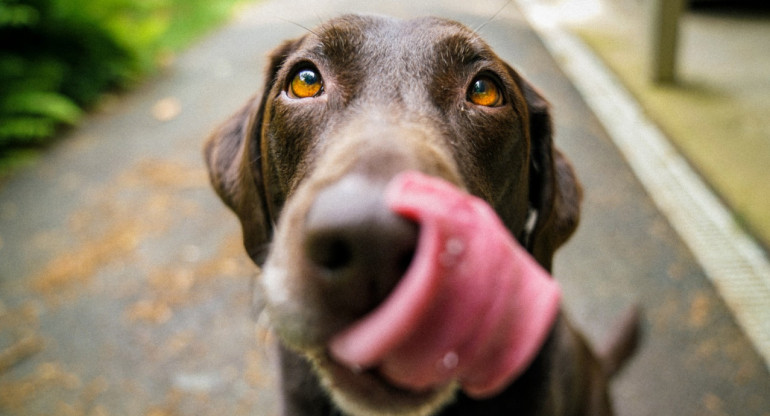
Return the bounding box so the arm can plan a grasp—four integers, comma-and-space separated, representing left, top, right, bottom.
303, 176, 418, 318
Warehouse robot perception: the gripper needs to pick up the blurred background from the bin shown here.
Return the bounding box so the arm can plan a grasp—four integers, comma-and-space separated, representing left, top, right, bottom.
0, 0, 248, 176
2, 0, 768, 248
554, 0, 770, 255
1, 0, 769, 415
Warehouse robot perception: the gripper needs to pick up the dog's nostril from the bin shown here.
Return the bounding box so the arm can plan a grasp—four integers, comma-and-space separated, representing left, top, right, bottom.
307, 235, 354, 272
302, 176, 420, 319
397, 248, 416, 276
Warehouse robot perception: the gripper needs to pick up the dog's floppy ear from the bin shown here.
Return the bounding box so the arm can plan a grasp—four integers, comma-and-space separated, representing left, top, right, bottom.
515, 75, 582, 271
204, 39, 301, 264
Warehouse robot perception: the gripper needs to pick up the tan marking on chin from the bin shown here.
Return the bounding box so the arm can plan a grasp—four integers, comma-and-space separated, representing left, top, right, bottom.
307, 350, 459, 416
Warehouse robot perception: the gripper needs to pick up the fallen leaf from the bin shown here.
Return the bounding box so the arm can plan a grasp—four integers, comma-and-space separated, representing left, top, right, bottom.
151, 97, 182, 122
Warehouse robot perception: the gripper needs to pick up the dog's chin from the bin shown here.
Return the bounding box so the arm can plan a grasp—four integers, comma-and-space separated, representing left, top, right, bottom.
305, 349, 458, 416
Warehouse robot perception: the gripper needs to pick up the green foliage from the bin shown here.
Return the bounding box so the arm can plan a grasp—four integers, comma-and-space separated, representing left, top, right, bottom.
0, 0, 247, 176
0, 0, 135, 159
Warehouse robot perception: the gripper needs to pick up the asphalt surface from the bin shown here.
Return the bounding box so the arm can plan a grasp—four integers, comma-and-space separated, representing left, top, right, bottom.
1, 0, 769, 415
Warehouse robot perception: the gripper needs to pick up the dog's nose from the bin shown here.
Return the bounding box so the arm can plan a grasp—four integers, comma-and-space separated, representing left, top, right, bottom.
304, 176, 418, 318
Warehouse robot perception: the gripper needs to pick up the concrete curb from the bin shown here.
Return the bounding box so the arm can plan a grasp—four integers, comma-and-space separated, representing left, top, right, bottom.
515, 0, 770, 370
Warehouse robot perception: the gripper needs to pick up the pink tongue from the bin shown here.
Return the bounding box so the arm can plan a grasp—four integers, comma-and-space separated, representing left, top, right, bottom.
328, 171, 561, 398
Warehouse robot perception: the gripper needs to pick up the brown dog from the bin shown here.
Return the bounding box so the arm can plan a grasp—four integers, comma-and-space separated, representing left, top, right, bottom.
205, 14, 638, 416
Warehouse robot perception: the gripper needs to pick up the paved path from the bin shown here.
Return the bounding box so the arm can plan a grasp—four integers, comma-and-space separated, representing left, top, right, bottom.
1, 1, 769, 415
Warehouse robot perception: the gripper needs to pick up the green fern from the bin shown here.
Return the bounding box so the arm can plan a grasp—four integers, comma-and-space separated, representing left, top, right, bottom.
0, 90, 81, 146
1, 91, 82, 124
0, 0, 248, 176
0, 0, 133, 156
0, 117, 56, 146
0, 1, 39, 27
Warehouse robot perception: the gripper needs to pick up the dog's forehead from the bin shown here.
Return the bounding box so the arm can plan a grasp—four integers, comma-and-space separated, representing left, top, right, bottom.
304, 15, 493, 69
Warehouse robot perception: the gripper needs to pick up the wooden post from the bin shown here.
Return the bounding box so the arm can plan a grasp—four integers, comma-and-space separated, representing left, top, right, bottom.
651, 0, 686, 84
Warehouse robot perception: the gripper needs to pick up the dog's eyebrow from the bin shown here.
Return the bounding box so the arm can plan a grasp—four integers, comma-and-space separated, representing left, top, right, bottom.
312, 19, 366, 63
434, 33, 489, 67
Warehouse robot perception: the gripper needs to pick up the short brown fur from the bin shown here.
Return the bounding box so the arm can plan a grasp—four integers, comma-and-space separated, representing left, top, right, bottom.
205, 14, 638, 416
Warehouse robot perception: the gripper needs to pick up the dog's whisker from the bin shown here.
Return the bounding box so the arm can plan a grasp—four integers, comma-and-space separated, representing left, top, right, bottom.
254, 308, 277, 355
278, 16, 320, 37
472, 0, 514, 34
314, 11, 326, 28
254, 305, 276, 347
250, 271, 262, 320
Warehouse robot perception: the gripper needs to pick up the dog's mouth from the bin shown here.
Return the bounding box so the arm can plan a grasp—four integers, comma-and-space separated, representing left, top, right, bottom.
268, 171, 561, 415
306, 172, 560, 416
309, 349, 459, 416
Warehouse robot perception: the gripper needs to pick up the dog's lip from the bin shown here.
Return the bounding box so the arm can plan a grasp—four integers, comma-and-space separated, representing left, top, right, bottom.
325, 351, 447, 395
313, 348, 457, 412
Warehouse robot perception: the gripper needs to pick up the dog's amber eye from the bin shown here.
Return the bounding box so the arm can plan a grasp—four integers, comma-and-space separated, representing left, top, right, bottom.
290, 68, 323, 98
468, 77, 503, 107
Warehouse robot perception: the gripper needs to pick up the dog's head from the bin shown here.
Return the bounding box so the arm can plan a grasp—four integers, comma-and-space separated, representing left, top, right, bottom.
205, 14, 581, 416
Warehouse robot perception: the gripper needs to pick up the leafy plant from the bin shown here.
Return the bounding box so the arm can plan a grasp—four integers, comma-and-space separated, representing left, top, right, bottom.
0, 0, 134, 164
0, 0, 248, 177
